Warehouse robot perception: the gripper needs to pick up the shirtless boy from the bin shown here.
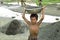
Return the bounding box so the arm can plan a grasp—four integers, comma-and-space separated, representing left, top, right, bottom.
22, 6, 45, 40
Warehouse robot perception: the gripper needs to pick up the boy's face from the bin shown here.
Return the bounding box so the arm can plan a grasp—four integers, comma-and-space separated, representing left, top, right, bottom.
30, 17, 37, 23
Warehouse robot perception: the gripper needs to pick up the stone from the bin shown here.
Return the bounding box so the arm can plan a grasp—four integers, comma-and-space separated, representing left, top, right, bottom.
56, 18, 59, 20
5, 20, 21, 35
12, 16, 15, 18
38, 21, 60, 40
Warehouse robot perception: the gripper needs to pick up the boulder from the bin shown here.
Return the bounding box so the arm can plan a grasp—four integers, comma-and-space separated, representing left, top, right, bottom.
5, 20, 21, 35
38, 21, 60, 40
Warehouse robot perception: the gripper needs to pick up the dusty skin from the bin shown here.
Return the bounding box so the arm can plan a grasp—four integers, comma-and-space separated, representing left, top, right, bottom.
22, 6, 46, 40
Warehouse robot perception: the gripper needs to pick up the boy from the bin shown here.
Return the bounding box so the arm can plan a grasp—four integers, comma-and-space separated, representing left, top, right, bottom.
22, 6, 45, 40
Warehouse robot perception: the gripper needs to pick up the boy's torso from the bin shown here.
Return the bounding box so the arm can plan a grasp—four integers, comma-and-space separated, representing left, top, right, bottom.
28, 23, 40, 37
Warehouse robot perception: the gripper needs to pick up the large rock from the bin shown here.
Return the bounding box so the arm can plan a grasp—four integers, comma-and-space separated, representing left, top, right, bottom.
0, 17, 27, 35
5, 20, 21, 35
38, 21, 60, 40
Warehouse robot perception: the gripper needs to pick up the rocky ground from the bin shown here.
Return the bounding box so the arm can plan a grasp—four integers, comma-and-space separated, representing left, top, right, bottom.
0, 2, 60, 40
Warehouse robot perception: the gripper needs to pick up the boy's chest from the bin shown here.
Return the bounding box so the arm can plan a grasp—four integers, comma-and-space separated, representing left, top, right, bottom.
29, 24, 39, 30
30, 24, 39, 27
29, 24, 39, 34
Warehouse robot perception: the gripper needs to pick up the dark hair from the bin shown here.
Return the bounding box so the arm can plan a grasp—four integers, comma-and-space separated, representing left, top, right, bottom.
30, 14, 38, 20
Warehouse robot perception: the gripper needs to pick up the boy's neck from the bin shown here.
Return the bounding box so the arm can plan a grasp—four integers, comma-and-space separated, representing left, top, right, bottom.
31, 22, 37, 25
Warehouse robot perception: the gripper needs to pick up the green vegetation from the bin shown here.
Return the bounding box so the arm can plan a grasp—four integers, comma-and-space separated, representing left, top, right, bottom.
35, 0, 60, 6
3, 0, 60, 5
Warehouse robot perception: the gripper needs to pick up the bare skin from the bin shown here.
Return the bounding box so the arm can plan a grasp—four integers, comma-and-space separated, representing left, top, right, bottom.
22, 6, 45, 40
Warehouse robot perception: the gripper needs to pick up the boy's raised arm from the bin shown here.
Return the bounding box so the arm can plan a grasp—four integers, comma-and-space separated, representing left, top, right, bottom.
38, 6, 46, 25
22, 8, 30, 25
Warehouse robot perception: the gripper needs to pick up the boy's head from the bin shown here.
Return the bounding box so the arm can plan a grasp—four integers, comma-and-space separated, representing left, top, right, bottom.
30, 14, 38, 23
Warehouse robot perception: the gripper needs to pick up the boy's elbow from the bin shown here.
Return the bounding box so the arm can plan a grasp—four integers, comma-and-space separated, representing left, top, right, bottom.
22, 15, 25, 19
41, 17, 44, 20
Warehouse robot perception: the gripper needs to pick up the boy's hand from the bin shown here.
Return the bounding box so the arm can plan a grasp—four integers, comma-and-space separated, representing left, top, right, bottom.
42, 6, 46, 9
